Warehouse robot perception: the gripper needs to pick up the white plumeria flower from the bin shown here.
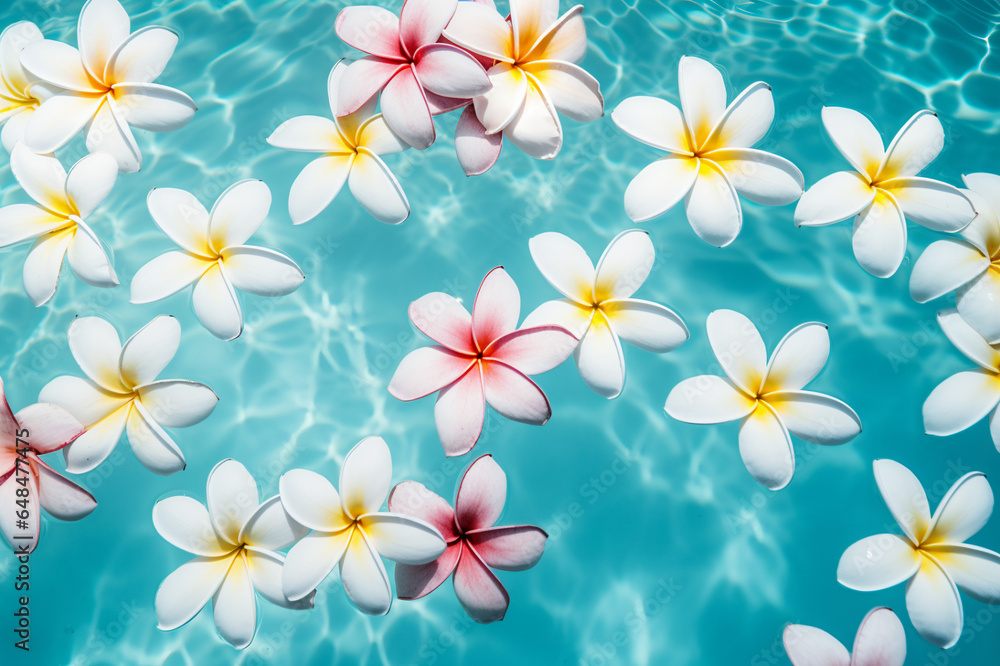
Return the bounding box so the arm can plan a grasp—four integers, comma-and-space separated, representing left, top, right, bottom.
794, 107, 976, 278
922, 308, 1000, 451
611, 56, 803, 247
838, 459, 1000, 649
130, 180, 305, 341
0, 21, 62, 152
267, 59, 410, 225
279, 436, 447, 616
911, 173, 1000, 343
783, 607, 906, 666
39, 315, 218, 475
19, 0, 197, 173
154, 459, 312, 649
664, 310, 861, 490
0, 144, 118, 306
522, 229, 688, 398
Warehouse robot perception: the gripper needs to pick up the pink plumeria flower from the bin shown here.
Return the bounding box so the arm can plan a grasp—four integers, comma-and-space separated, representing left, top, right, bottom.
388, 267, 577, 456
334, 0, 492, 150
154, 459, 312, 649
794, 107, 976, 278
838, 459, 1000, 649
911, 173, 1000, 343
444, 0, 604, 175
388, 454, 547, 624
20, 0, 197, 173
0, 375, 94, 554
783, 607, 906, 666
0, 21, 63, 152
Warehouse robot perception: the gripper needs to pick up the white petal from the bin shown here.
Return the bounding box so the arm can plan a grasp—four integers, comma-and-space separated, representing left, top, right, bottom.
909, 239, 987, 303
208, 179, 270, 251
923, 369, 1000, 437
685, 160, 742, 247
246, 548, 314, 610
504, 78, 562, 160
130, 251, 209, 304
738, 403, 795, 490
0, 21, 44, 94
212, 553, 258, 649
22, 228, 72, 306
573, 311, 625, 399
62, 403, 131, 473
821, 106, 884, 180
852, 192, 906, 278
878, 110, 943, 181
193, 263, 243, 341
207, 459, 259, 545
278, 469, 350, 533
20, 40, 98, 92
905, 556, 962, 649
340, 436, 392, 519
926, 543, 1000, 605
927, 471, 993, 545
126, 402, 186, 476
527, 231, 595, 303
706, 309, 766, 395
107, 26, 178, 84
86, 96, 141, 174
761, 322, 829, 393
239, 495, 308, 551
286, 154, 353, 225
152, 496, 231, 557
794, 171, 876, 227
881, 177, 976, 232
521, 59, 602, 123
10, 142, 70, 215
138, 380, 218, 428
23, 92, 104, 154
707, 148, 803, 206
119, 315, 179, 387
959, 186, 1000, 257
113, 83, 196, 132
221, 246, 304, 297
611, 95, 688, 154
0, 204, 66, 247
67, 221, 118, 288
781, 624, 850, 666
67, 315, 125, 392
266, 115, 349, 154
65, 151, 118, 218
474, 62, 526, 135
282, 529, 352, 602
1, 108, 32, 153
765, 391, 861, 446
520, 298, 592, 338
340, 528, 392, 615
873, 458, 932, 546
348, 150, 409, 224
34, 461, 97, 521
837, 534, 921, 591
664, 375, 756, 424
602, 298, 688, 353
145, 187, 211, 255
39, 375, 128, 428
360, 513, 446, 564
957, 269, 1000, 345
937, 308, 1000, 371
78, 0, 130, 84
357, 115, 409, 155
704, 81, 773, 150
678, 56, 726, 150
593, 229, 654, 301
155, 555, 231, 631
624, 155, 699, 223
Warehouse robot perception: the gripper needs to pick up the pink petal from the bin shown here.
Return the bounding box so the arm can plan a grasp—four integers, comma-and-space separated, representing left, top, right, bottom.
413, 43, 491, 99
453, 546, 509, 624
782, 623, 850, 666
399, 0, 458, 56
455, 104, 501, 176
387, 480, 460, 541
484, 325, 576, 375
408, 291, 476, 354
34, 458, 97, 520
455, 454, 506, 531
395, 541, 462, 599
466, 524, 546, 571
425, 90, 472, 115
481, 360, 551, 425
435, 365, 485, 457
335, 6, 406, 61
0, 377, 19, 442
472, 266, 520, 351
380, 66, 435, 150
388, 346, 476, 401
13, 403, 84, 454
851, 607, 907, 666
336, 57, 406, 118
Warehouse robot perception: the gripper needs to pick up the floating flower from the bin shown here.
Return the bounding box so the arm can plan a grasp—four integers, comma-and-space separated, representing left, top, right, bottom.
837, 459, 1000, 649
523, 229, 688, 398
130, 180, 305, 341
794, 107, 976, 277
0, 376, 92, 554
664, 310, 860, 490
39, 315, 218, 475
783, 607, 906, 666
279, 436, 447, 615
611, 56, 802, 246
0, 21, 59, 152
921, 308, 1000, 451
0, 144, 118, 306
154, 459, 312, 649
911, 173, 1000, 343
267, 60, 411, 225
443, 0, 604, 174
334, 0, 492, 150
389, 454, 547, 623
388, 267, 577, 456
19, 0, 197, 173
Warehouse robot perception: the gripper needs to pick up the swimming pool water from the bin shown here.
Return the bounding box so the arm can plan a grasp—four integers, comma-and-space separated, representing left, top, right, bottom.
1, 0, 1000, 664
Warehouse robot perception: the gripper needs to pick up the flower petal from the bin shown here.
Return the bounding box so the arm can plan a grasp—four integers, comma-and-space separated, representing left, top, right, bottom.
357, 115, 408, 154
212, 552, 258, 649
593, 229, 653, 302
738, 402, 795, 490
781, 624, 850, 666
0, 204, 66, 247
10, 142, 70, 216
395, 541, 462, 600
335, 6, 405, 60
820, 106, 884, 179
959, 184, 1000, 256
522, 4, 586, 64
221, 246, 304, 297
520, 299, 592, 339
624, 154, 699, 223
794, 171, 876, 228
68, 316, 125, 392
923, 369, 1000, 437
245, 548, 314, 610
905, 555, 962, 649
527, 231, 594, 303
685, 160, 742, 247
706, 309, 766, 394
267, 115, 349, 154
145, 187, 211, 255
34, 459, 96, 520
851, 607, 907, 666
456, 453, 506, 531
282, 529, 353, 602
909, 239, 987, 304
78, 0, 130, 84
361, 512, 446, 564
239, 494, 308, 551
193, 263, 243, 341
66, 151, 118, 218
379, 66, 434, 150
207, 459, 259, 545
481, 360, 551, 423
704, 81, 773, 151
399, 0, 457, 54
880, 177, 976, 232
504, 77, 561, 159
279, 469, 351, 533
118, 315, 179, 387
138, 380, 217, 429
454, 546, 509, 624
340, 527, 392, 615
611, 95, 687, 154
126, 401, 186, 475
389, 346, 476, 401
455, 104, 501, 176
571, 311, 624, 398
347, 150, 410, 224
878, 110, 943, 181
765, 391, 861, 446
413, 43, 490, 99
957, 269, 1000, 345
664, 375, 756, 424
443, 1, 514, 63
759, 322, 830, 394
62, 402, 130, 473
155, 555, 231, 631
473, 62, 527, 134
472, 266, 520, 350
340, 435, 392, 519
937, 308, 1000, 371
67, 221, 118, 288
707, 148, 803, 206
678, 56, 726, 151
23, 92, 104, 154
334, 56, 405, 118
520, 59, 602, 123
435, 365, 485, 456
873, 458, 931, 546
113, 82, 196, 132
852, 191, 906, 278
20, 40, 97, 93
1, 108, 33, 153
153, 495, 231, 557
602, 299, 687, 353
0, 471, 39, 552
927, 470, 993, 545
510, 0, 559, 56
925, 543, 1000, 605
13, 403, 84, 453
208, 179, 270, 252
486, 326, 576, 375
86, 96, 141, 174
283, 154, 353, 225
837, 534, 921, 591
466, 524, 546, 571
387, 480, 459, 541
107, 25, 177, 84
130, 251, 209, 304
0, 21, 44, 94
22, 227, 72, 306
408, 292, 475, 354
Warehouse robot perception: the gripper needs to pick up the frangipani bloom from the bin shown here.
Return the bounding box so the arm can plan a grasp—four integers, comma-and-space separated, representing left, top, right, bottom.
130, 180, 305, 341
523, 229, 688, 398
794, 107, 976, 278
0, 376, 93, 554
40, 316, 218, 476
838, 459, 1000, 649
334, 0, 492, 150
611, 56, 803, 247
388, 267, 577, 456
19, 0, 197, 173
0, 144, 118, 306
154, 459, 312, 649
783, 607, 905, 666
0, 21, 60, 152
279, 436, 447, 615
664, 310, 861, 490
922, 308, 1000, 451
389, 454, 547, 623
443, 0, 604, 174
267, 60, 411, 225
911, 173, 1000, 343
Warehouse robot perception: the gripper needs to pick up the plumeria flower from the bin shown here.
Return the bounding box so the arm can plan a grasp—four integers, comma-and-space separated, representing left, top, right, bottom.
0, 144, 118, 306
389, 454, 547, 623
130, 180, 305, 341
664, 310, 861, 490
794, 107, 976, 277
0, 376, 93, 554
443, 0, 604, 174
278, 436, 446, 615
838, 459, 1000, 649
267, 60, 411, 225
783, 607, 905, 666
911, 173, 1000, 343
523, 229, 688, 398
0, 21, 61, 152
611, 56, 803, 247
154, 459, 312, 649
19, 0, 197, 173
39, 315, 218, 476
922, 308, 1000, 451
388, 267, 577, 456
334, 0, 492, 150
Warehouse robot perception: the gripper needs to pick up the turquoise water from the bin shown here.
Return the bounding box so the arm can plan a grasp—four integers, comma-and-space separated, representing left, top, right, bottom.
1, 0, 1000, 664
